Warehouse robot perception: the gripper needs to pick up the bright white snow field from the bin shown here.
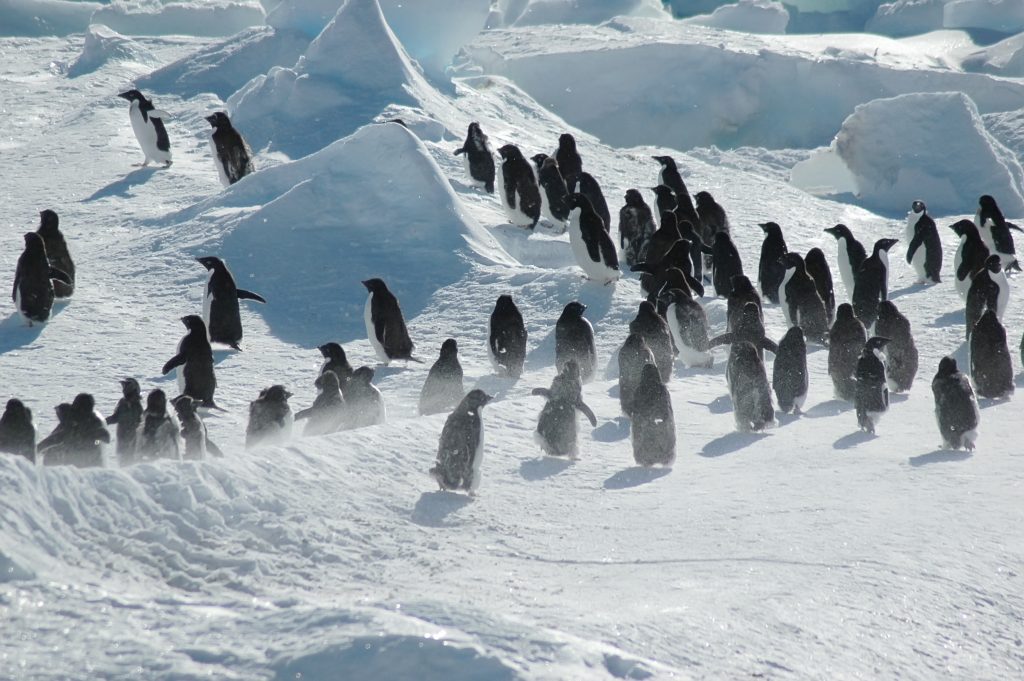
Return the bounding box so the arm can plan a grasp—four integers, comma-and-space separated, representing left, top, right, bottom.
1, 0, 1023, 678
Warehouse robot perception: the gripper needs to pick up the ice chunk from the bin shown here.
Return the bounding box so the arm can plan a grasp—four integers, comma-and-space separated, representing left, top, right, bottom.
66, 24, 156, 78
0, 0, 99, 36
944, 0, 1024, 34
682, 0, 790, 34
90, 1, 266, 38
866, 0, 946, 36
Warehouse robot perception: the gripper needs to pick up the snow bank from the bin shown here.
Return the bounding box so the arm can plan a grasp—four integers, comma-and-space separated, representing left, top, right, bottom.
66, 24, 156, 77
867, 0, 946, 35
681, 0, 790, 34
944, 0, 1024, 34
0, 0, 99, 36
792, 91, 1024, 215
91, 1, 266, 38
962, 33, 1024, 76
265, 0, 343, 37
378, 0, 491, 81
494, 0, 670, 26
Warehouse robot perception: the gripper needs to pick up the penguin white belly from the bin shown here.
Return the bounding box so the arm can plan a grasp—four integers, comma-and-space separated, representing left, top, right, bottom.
202, 274, 214, 332
667, 303, 712, 368
904, 213, 916, 245
866, 409, 885, 429
129, 104, 169, 165
953, 239, 970, 298
793, 389, 808, 412
778, 268, 796, 327
209, 133, 231, 188
836, 240, 853, 301
994, 271, 1010, 319
879, 251, 890, 297
468, 425, 485, 493
910, 243, 927, 282
175, 336, 186, 394
568, 209, 618, 284
978, 222, 996, 254
364, 295, 389, 364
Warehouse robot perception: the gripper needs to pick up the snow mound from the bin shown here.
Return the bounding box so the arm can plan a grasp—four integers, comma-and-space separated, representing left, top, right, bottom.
0, 0, 98, 36
91, 1, 266, 38
681, 0, 790, 34
867, 0, 946, 35
962, 32, 1024, 77
265, 0, 343, 37
944, 0, 1024, 34
494, 0, 670, 27
791, 91, 1024, 215
66, 24, 156, 78
379, 0, 491, 81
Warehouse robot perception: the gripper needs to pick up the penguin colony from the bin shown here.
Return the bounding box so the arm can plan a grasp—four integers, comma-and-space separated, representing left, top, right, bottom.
2, 107, 1020, 494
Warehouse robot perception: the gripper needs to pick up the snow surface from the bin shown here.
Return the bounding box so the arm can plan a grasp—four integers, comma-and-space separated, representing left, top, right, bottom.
1, 1, 1023, 678
681, 0, 790, 34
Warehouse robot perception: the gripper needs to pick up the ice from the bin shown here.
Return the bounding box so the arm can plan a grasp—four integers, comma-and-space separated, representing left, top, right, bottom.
962, 32, 1024, 76
944, 0, 1024, 34
867, 0, 946, 35
495, 0, 670, 26
90, 1, 267, 37
682, 0, 791, 34
65, 23, 156, 78
0, 0, 99, 36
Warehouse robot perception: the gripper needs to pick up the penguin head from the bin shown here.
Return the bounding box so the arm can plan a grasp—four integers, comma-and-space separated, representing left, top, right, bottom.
836, 303, 855, 321
639, 362, 661, 385
651, 185, 677, 206
467, 121, 485, 139
782, 326, 805, 345
730, 274, 754, 295
172, 394, 196, 419
23, 232, 46, 256
874, 238, 899, 254
636, 300, 657, 319
530, 153, 548, 170
865, 336, 891, 356
181, 314, 206, 332
3, 398, 29, 422
196, 256, 225, 272
440, 338, 458, 359
117, 89, 145, 103
560, 360, 581, 382
361, 278, 387, 293
936, 355, 959, 378
37, 209, 59, 236
778, 252, 804, 272
261, 385, 292, 403
694, 191, 714, 207
120, 377, 141, 398
911, 200, 926, 215
949, 219, 977, 238
71, 393, 95, 415
497, 144, 522, 161
740, 301, 761, 325
315, 370, 341, 392
984, 254, 1003, 273
462, 389, 492, 411
146, 389, 167, 414
558, 133, 577, 153
205, 111, 230, 129
759, 221, 782, 236
975, 308, 1002, 336
823, 224, 852, 241
877, 300, 899, 323
978, 194, 998, 213
562, 301, 587, 318
318, 342, 345, 360
652, 155, 674, 169
55, 402, 72, 423
624, 189, 644, 206
494, 294, 516, 313
353, 366, 375, 384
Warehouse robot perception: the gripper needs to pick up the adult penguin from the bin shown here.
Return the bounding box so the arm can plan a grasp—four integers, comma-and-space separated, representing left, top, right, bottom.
651, 185, 678, 224
665, 287, 713, 368
652, 156, 700, 236
497, 143, 541, 228
618, 189, 657, 268
206, 111, 255, 187
430, 390, 493, 494
106, 377, 143, 464
675, 216, 711, 283
951, 219, 990, 299
778, 253, 829, 345
567, 193, 620, 284
453, 121, 495, 193
362, 278, 417, 365
531, 362, 597, 459
875, 300, 918, 393
12, 232, 71, 325
828, 303, 867, 402
726, 274, 762, 333
630, 363, 676, 466
854, 337, 890, 435
418, 339, 464, 416
804, 247, 835, 326
245, 385, 293, 448
489, 294, 527, 380
0, 399, 35, 463
629, 300, 674, 382
36, 403, 72, 466
531, 154, 571, 225
906, 200, 942, 284
695, 191, 730, 245
341, 366, 386, 429
555, 301, 596, 383
117, 89, 172, 167
728, 341, 775, 433
575, 172, 611, 233
823, 224, 867, 301
162, 315, 217, 408
932, 356, 980, 451
554, 133, 583, 191
969, 310, 1014, 400
975, 194, 1022, 272
197, 256, 266, 350
710, 231, 743, 299
773, 326, 808, 415
632, 240, 703, 298
640, 211, 683, 270
710, 301, 779, 366
294, 370, 345, 437
318, 342, 353, 384
618, 333, 656, 417
757, 221, 787, 304
965, 255, 1009, 341
852, 238, 899, 329
36, 209, 74, 298
135, 389, 180, 462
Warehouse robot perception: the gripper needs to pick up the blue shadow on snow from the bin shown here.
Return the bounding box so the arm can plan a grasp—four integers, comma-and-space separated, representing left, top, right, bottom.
603, 466, 671, 490
83, 167, 158, 202
519, 456, 572, 481
909, 450, 972, 467
410, 491, 472, 527
699, 431, 769, 457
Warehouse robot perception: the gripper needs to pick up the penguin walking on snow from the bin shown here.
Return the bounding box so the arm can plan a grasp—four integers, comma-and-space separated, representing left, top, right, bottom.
363, 278, 417, 365
728, 342, 775, 432
489, 294, 527, 380
12, 232, 71, 325
197, 256, 266, 350
969, 310, 1014, 400
318, 342, 354, 384
875, 300, 918, 393
568, 193, 620, 284
905, 200, 941, 284
173, 395, 221, 460
532, 361, 597, 459
665, 287, 713, 368
135, 389, 180, 462
454, 122, 495, 193
206, 111, 254, 187
778, 253, 829, 344
106, 378, 143, 465
854, 337, 890, 435
951, 219, 991, 299
630, 363, 676, 467
341, 367, 386, 429
497, 144, 541, 228
932, 357, 980, 451
824, 224, 867, 301
294, 370, 345, 437
36, 210, 74, 298
804, 247, 835, 326
531, 154, 571, 225
852, 238, 898, 329
828, 303, 867, 401
162, 315, 217, 408
619, 189, 657, 268
39, 394, 109, 468
118, 89, 171, 167
555, 133, 583, 192
758, 221, 787, 304
245, 385, 293, 448
430, 389, 492, 494
618, 333, 656, 417
555, 301, 597, 383
975, 194, 1022, 272
629, 301, 674, 382
419, 339, 464, 416
773, 326, 808, 415
0, 399, 35, 463
966, 255, 1009, 341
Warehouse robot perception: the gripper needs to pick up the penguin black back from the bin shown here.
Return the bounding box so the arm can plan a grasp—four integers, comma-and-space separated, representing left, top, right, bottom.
630, 363, 676, 467
629, 300, 674, 383
0, 398, 36, 463
431, 389, 492, 493
489, 294, 527, 380
728, 341, 775, 432
828, 303, 866, 401
162, 315, 217, 407
454, 122, 495, 193
726, 274, 762, 333
37, 209, 74, 298
804, 247, 835, 325
773, 326, 808, 414
555, 301, 596, 382
497, 144, 541, 228
198, 255, 266, 350
618, 333, 655, 417
875, 300, 917, 393
711, 231, 743, 298
575, 172, 610, 232
106, 377, 143, 464
619, 189, 657, 268
757, 221, 787, 304
970, 310, 1014, 399
555, 133, 582, 191
318, 342, 354, 383
932, 356, 979, 451
854, 337, 890, 434
419, 338, 465, 416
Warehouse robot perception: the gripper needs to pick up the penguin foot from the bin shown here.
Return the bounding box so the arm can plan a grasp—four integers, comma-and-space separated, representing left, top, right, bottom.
163, 161, 173, 168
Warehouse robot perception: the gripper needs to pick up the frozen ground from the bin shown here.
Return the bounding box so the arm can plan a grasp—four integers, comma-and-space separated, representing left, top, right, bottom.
1, 2, 1023, 679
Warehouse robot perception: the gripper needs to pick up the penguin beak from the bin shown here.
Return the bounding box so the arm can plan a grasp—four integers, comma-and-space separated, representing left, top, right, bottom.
117, 91, 131, 100
205, 114, 217, 126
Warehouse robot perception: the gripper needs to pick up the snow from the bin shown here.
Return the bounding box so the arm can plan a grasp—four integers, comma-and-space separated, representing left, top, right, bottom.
944, 0, 1024, 34
867, 0, 947, 36
0, 0, 99, 37
494, 0, 670, 27
962, 32, 1024, 77
66, 23, 156, 78
91, 1, 267, 38
681, 0, 791, 34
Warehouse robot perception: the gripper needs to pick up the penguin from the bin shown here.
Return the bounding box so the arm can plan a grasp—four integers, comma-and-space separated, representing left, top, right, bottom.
804, 247, 835, 326
318, 342, 354, 384
965, 255, 1006, 341
453, 122, 495, 193
618, 333, 656, 417
245, 385, 293, 448
757, 221, 787, 304
162, 315, 217, 408
728, 341, 775, 432
905, 200, 942, 284
554, 133, 583, 191
12, 232, 71, 325
652, 156, 700, 235
932, 356, 980, 451
36, 403, 72, 466
531, 361, 597, 459
951, 219, 991, 299
567, 193, 620, 284
531, 154, 571, 225
778, 253, 830, 344
631, 241, 704, 299
852, 238, 898, 329
969, 310, 1014, 400
710, 301, 779, 369
574, 172, 611, 233
489, 294, 527, 380
419, 339, 465, 416
362, 278, 417, 365
629, 300, 674, 382
854, 337, 890, 435
173, 395, 221, 460
975, 194, 1022, 272
294, 370, 345, 437
39, 393, 109, 468
646, 267, 701, 317
340, 366, 386, 429
106, 377, 143, 465
205, 111, 254, 187
630, 363, 676, 467
197, 256, 266, 350
117, 89, 171, 167
694, 190, 730, 244
828, 303, 867, 402
135, 389, 180, 462
665, 287, 713, 368
823, 224, 867, 301
675, 216, 711, 284
773, 326, 808, 415
651, 185, 678, 225
497, 144, 541, 228
36, 209, 74, 298
726, 274, 762, 333
0, 398, 35, 463
618, 189, 658, 268
640, 210, 683, 270
555, 301, 597, 383
710, 231, 743, 298
430, 389, 492, 494
875, 300, 918, 393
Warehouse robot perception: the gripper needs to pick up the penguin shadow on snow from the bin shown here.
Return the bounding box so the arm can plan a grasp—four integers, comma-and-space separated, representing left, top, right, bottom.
929, 309, 964, 328
410, 491, 473, 528
833, 430, 876, 450
804, 400, 853, 419
83, 167, 158, 202
591, 416, 630, 443
603, 466, 671, 490
698, 431, 769, 457
887, 282, 932, 301
889, 393, 909, 404
688, 394, 733, 415
519, 456, 573, 481
774, 411, 801, 427
0, 313, 46, 353
908, 449, 973, 467
978, 396, 1013, 410
471, 374, 518, 402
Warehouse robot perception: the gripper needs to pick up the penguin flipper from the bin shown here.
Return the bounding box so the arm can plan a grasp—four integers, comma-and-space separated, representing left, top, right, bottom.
576, 399, 598, 427
531, 388, 552, 399
761, 338, 780, 355
630, 262, 655, 274
294, 407, 313, 420
236, 289, 266, 304
708, 332, 734, 349
906, 231, 924, 265
49, 267, 72, 285
161, 353, 185, 375
1007, 222, 1024, 233
453, 146, 465, 156
12, 269, 20, 302
685, 273, 705, 297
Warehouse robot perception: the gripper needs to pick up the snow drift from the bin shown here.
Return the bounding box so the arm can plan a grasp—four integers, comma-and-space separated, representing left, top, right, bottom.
90, 1, 266, 38
0, 0, 99, 36
962, 32, 1024, 77
681, 0, 790, 34
66, 24, 156, 78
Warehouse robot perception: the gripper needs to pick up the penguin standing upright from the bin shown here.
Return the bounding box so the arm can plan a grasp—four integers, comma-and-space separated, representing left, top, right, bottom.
828, 303, 867, 401
804, 247, 835, 326
773, 326, 808, 414
618, 189, 658, 268
173, 395, 220, 460
497, 144, 541, 228
532, 362, 597, 459
106, 378, 143, 465
206, 111, 254, 187
555, 133, 583, 191
162, 315, 217, 408
618, 333, 656, 417
453, 122, 495, 193
555, 301, 597, 383
567, 193, 620, 284
630, 363, 676, 466
875, 300, 918, 393
966, 255, 1009, 340
675, 217, 711, 284
117, 89, 171, 167
632, 241, 703, 299
430, 389, 493, 493
758, 221, 788, 304
641, 210, 683, 270
341, 366, 386, 429
362, 278, 416, 365
969, 310, 1014, 400
728, 342, 775, 432
294, 370, 345, 437
852, 238, 899, 330
36, 210, 74, 298
710, 232, 743, 298
197, 256, 266, 350
824, 224, 867, 301
695, 190, 729, 245
135, 389, 180, 462
854, 337, 890, 434
975, 194, 1022, 272
245, 385, 293, 448
951, 219, 991, 299
726, 274, 762, 332
629, 301, 674, 382
652, 156, 701, 238
318, 342, 354, 384
710, 301, 779, 367
12, 232, 71, 325
778, 253, 829, 344
932, 356, 980, 451
531, 154, 571, 225
419, 339, 465, 416
489, 294, 527, 380
39, 394, 109, 468
0, 399, 35, 463
665, 287, 713, 368
905, 200, 942, 284
575, 172, 611, 233
651, 185, 678, 225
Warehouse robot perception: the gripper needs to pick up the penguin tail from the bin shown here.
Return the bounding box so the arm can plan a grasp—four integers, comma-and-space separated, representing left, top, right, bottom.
200, 400, 227, 412
1010, 260, 1022, 273
405, 356, 425, 364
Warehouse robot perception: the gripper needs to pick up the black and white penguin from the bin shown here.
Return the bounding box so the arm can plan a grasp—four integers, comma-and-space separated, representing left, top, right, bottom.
575, 172, 611, 233
651, 185, 678, 224
619, 189, 658, 268
39, 394, 109, 468
117, 89, 171, 167
675, 216, 711, 284
875, 300, 918, 393
695, 190, 730, 244
966, 255, 1009, 340
340, 366, 386, 429
854, 337, 890, 434
245, 385, 293, 448
969, 310, 1014, 400
932, 356, 980, 451
905, 200, 942, 284
362, 278, 417, 365
726, 274, 762, 333
630, 363, 676, 466
554, 133, 583, 191
778, 253, 829, 344
162, 315, 217, 408
531, 154, 571, 225
728, 341, 775, 432
647, 267, 701, 317
773, 326, 808, 415
531, 361, 597, 459
665, 287, 713, 368
318, 342, 354, 384
36, 403, 71, 466
852, 238, 899, 330
804, 247, 835, 326
197, 256, 266, 350
36, 209, 74, 298
106, 377, 143, 465
640, 210, 683, 271
419, 338, 464, 416
629, 301, 674, 382
430, 389, 492, 493
710, 301, 779, 368
0, 398, 35, 463
555, 301, 597, 383
710, 231, 743, 298
618, 333, 656, 417
135, 389, 180, 462
294, 370, 345, 437
828, 303, 867, 402
975, 194, 1022, 272
951, 219, 991, 299
453, 122, 495, 193
652, 156, 700, 235
489, 294, 527, 380
632, 241, 703, 299
206, 111, 254, 187
568, 193, 620, 284
12, 232, 71, 325
172, 395, 221, 460
497, 143, 541, 228
823, 224, 867, 301
757, 221, 787, 304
